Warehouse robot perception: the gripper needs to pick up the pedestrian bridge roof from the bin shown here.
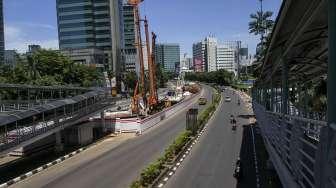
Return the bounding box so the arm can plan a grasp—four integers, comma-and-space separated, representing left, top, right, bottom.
257, 0, 328, 86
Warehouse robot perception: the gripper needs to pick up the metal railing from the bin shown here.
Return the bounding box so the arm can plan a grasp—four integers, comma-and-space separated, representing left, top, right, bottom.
0, 91, 116, 153
253, 101, 336, 188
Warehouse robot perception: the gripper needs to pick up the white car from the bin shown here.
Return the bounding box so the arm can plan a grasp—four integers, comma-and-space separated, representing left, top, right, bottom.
225, 96, 231, 102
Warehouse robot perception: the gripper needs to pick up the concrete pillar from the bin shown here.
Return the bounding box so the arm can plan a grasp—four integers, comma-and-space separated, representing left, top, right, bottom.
55, 131, 64, 152
101, 111, 107, 133
281, 59, 288, 115
317, 2, 336, 188
271, 81, 275, 112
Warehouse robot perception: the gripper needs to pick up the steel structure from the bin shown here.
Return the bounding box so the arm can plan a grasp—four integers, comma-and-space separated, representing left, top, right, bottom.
0, 88, 116, 156
252, 1, 335, 188
0, 84, 91, 112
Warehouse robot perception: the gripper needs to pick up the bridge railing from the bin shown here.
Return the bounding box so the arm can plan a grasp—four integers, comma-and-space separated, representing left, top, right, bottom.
0, 84, 93, 112
253, 100, 333, 188
0, 89, 115, 153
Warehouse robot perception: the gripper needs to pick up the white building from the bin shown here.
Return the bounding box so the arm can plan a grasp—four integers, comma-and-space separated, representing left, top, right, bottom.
180, 53, 193, 71
217, 45, 237, 75
205, 37, 218, 72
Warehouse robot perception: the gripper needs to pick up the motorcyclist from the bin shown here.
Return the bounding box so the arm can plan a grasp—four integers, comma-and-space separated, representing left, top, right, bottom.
230, 115, 237, 124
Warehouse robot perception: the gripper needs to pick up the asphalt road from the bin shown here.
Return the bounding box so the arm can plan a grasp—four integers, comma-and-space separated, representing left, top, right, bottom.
10, 85, 213, 188
165, 88, 250, 188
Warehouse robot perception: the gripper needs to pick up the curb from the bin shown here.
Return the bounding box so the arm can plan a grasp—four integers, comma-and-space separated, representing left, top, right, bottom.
0, 147, 88, 188
153, 91, 223, 188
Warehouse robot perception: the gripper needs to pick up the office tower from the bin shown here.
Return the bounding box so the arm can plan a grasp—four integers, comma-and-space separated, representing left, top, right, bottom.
155, 44, 180, 73
122, 3, 137, 72
0, 0, 4, 64
56, 0, 124, 73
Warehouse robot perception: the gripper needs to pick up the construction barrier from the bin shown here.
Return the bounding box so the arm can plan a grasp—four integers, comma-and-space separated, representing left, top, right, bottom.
114, 91, 202, 134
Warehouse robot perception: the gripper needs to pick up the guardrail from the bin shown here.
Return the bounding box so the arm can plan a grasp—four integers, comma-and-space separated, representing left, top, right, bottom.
253, 102, 335, 188
115, 92, 201, 134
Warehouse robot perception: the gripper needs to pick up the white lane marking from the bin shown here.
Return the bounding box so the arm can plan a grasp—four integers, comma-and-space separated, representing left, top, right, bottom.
36, 167, 43, 172
13, 177, 21, 182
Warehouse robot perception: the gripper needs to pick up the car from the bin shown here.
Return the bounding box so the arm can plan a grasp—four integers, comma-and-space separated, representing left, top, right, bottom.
198, 97, 207, 105
232, 124, 237, 131
225, 96, 231, 102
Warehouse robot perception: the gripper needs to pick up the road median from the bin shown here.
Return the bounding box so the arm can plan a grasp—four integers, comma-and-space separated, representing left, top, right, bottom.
130, 86, 222, 188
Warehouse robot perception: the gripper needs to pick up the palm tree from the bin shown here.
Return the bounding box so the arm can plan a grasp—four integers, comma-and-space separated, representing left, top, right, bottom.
249, 11, 274, 38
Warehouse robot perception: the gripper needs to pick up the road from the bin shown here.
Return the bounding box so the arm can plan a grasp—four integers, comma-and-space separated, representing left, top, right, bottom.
165, 88, 251, 188
10, 85, 213, 188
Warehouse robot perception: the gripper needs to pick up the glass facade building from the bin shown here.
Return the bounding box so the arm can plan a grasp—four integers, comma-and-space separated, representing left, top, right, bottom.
0, 0, 4, 64
122, 3, 137, 72
155, 44, 180, 73
56, 0, 124, 72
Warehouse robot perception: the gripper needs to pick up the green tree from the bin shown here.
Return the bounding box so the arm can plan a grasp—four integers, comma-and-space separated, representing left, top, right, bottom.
124, 71, 137, 94
248, 11, 274, 36
0, 49, 102, 87
249, 11, 274, 62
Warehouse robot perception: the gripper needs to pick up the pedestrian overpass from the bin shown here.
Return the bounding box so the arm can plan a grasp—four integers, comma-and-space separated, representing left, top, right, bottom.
252, 0, 335, 188
0, 86, 117, 156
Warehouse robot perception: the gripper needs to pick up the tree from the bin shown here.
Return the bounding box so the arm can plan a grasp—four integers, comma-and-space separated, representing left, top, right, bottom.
124, 71, 137, 94
184, 69, 234, 86
249, 11, 275, 62
248, 11, 274, 37
0, 49, 102, 87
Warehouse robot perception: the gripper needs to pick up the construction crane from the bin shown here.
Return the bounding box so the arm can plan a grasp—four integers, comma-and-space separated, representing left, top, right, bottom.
151, 32, 158, 104
144, 17, 158, 109
128, 0, 146, 114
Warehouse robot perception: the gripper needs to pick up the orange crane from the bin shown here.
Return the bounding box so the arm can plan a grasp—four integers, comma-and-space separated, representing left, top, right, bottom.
144, 17, 158, 108
151, 32, 158, 104
128, 0, 145, 114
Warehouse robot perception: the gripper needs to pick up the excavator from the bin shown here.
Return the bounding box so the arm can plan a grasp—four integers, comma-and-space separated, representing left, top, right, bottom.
129, 0, 159, 115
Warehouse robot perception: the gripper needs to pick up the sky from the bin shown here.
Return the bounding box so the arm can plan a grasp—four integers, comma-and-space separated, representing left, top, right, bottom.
4, 0, 282, 56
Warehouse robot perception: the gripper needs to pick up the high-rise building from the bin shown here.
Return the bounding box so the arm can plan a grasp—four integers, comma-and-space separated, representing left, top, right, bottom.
155, 44, 180, 72
181, 54, 193, 71
193, 37, 245, 75
28, 44, 41, 54
0, 0, 4, 65
205, 37, 217, 72
122, 2, 137, 72
4, 50, 18, 67
217, 45, 237, 75
192, 41, 206, 72
56, 0, 124, 73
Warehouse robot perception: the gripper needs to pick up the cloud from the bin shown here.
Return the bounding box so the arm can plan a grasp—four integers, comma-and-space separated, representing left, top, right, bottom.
4, 23, 59, 53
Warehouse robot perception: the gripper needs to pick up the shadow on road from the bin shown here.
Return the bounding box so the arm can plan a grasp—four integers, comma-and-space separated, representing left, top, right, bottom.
236, 124, 282, 188
237, 114, 256, 119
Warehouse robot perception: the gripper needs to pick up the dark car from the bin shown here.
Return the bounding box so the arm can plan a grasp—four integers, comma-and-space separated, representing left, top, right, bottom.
198, 97, 207, 105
